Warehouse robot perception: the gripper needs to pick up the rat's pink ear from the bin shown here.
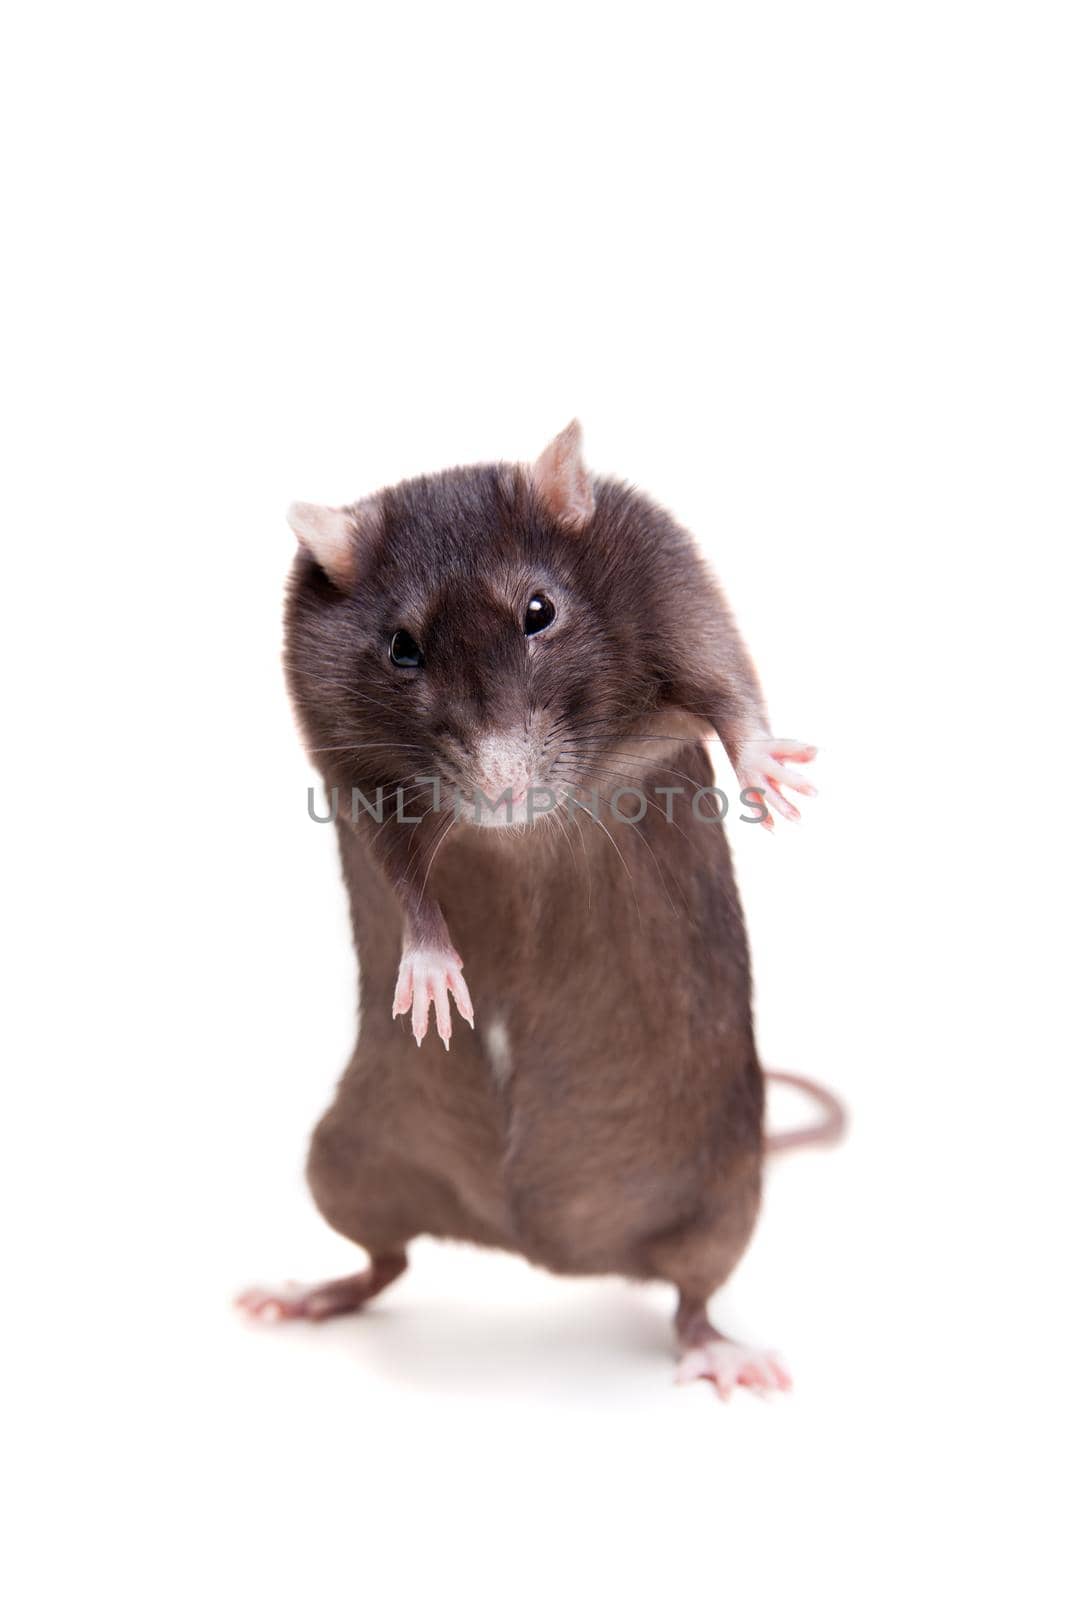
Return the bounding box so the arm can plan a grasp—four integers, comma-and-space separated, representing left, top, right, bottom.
286, 499, 378, 589
531, 420, 595, 531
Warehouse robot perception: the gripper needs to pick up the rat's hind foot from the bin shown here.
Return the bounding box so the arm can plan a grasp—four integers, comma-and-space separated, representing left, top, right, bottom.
675, 1339, 792, 1399
392, 944, 474, 1047
235, 1251, 407, 1323
674, 1297, 791, 1400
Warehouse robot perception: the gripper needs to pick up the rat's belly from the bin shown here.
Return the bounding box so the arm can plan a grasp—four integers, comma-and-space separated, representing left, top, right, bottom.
340, 807, 759, 1266
466, 819, 758, 1266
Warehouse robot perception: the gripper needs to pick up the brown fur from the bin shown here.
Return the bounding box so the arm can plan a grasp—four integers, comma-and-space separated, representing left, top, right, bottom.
285, 439, 787, 1316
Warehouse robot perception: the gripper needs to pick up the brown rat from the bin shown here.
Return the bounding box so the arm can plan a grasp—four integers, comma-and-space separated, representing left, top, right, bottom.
237, 422, 844, 1397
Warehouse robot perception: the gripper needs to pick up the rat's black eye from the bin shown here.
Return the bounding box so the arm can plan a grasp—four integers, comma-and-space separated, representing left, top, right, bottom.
390, 629, 424, 668
523, 595, 556, 636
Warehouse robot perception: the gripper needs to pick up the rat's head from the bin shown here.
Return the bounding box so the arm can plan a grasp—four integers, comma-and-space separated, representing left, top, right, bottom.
284, 423, 693, 829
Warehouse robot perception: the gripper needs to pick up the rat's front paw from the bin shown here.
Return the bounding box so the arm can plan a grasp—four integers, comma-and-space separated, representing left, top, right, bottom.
392, 945, 474, 1048
739, 737, 818, 829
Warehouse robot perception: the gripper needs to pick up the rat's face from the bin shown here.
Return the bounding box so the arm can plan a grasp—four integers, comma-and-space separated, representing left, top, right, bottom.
285, 425, 676, 831
367, 572, 576, 826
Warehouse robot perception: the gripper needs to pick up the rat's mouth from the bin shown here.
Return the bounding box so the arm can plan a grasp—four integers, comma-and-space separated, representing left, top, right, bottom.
454, 780, 566, 832
460, 782, 539, 828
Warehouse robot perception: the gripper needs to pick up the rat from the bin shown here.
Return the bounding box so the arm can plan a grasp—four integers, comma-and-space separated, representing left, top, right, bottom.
237, 422, 844, 1398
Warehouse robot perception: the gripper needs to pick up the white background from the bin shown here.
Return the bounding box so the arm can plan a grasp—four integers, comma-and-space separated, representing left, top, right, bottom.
3, 3, 1065, 1596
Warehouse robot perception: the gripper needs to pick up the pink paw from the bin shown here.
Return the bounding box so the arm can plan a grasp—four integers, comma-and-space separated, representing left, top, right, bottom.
235, 1283, 321, 1322
739, 737, 818, 829
392, 945, 474, 1047
676, 1339, 792, 1399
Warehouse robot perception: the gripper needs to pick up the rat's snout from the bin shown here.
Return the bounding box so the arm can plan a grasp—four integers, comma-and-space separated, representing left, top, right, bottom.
471, 731, 532, 810
463, 729, 544, 828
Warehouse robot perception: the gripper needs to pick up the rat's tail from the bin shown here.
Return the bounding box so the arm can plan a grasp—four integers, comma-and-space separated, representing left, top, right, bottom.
763, 1069, 847, 1155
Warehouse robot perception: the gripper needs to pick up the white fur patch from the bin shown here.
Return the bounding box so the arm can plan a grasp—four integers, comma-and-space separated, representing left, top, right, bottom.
484, 1016, 513, 1086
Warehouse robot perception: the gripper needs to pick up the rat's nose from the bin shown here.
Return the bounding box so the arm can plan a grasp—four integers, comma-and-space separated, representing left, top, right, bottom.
471, 731, 532, 805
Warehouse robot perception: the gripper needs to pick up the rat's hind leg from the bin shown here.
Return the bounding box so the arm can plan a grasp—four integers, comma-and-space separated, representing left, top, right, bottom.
236, 1252, 407, 1323
237, 1090, 506, 1324
647, 1170, 790, 1400
236, 1103, 424, 1325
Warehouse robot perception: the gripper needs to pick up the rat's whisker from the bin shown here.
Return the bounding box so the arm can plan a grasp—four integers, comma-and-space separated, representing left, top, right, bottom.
564, 729, 727, 749
559, 747, 718, 798
569, 774, 682, 915
564, 796, 643, 926
550, 761, 705, 882
293, 676, 405, 719
416, 814, 457, 915
308, 742, 427, 755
